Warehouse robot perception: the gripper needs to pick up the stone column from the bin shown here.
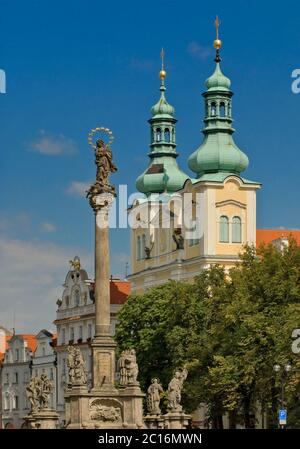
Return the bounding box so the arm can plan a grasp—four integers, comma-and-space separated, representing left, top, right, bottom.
94, 193, 114, 337
90, 192, 117, 393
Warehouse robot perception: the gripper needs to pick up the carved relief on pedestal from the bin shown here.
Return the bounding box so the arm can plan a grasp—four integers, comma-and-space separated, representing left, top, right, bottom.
89, 398, 122, 424
67, 345, 87, 386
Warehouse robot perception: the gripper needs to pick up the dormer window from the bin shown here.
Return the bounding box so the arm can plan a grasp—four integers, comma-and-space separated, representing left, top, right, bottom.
75, 290, 80, 307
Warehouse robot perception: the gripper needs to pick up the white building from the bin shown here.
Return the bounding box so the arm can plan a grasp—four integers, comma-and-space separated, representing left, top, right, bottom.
1, 334, 36, 428
0, 330, 57, 429
54, 257, 130, 424
31, 330, 57, 411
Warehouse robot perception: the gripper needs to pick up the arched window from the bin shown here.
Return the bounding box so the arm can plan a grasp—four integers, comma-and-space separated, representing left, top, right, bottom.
164, 128, 170, 142
156, 128, 161, 142
211, 102, 216, 117
219, 102, 225, 117
74, 290, 80, 307
232, 216, 242, 243
142, 234, 146, 259
219, 216, 229, 242
137, 236, 141, 260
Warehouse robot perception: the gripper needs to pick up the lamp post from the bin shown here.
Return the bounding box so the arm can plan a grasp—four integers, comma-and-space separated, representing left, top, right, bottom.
273, 363, 292, 428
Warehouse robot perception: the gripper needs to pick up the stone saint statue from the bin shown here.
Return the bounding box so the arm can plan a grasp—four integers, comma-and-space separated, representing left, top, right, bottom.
95, 138, 117, 188
86, 138, 118, 203
67, 345, 87, 386
39, 374, 52, 408
117, 349, 139, 386
167, 368, 188, 411
26, 377, 39, 413
147, 378, 163, 415
26, 374, 53, 413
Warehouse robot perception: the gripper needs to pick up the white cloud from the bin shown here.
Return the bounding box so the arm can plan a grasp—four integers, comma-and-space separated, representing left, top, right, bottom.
40, 221, 57, 233
187, 42, 213, 60
30, 130, 77, 155
0, 237, 92, 333
0, 236, 129, 333
66, 181, 91, 197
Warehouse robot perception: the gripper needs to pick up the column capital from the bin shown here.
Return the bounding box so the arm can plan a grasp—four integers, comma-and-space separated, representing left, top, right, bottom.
88, 188, 115, 213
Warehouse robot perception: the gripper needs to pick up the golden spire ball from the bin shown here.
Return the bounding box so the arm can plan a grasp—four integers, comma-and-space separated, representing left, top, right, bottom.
213, 15, 222, 49
159, 48, 166, 80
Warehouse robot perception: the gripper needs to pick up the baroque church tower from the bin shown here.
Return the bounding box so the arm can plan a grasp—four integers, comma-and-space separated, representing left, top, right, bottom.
128, 24, 260, 293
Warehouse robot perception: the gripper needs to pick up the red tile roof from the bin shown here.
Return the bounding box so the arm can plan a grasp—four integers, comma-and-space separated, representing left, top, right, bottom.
22, 335, 38, 353
0, 335, 37, 363
256, 229, 300, 246
0, 336, 11, 363
110, 280, 131, 304
90, 279, 131, 305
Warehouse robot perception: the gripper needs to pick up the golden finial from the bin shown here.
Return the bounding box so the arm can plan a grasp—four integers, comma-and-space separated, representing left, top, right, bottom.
159, 48, 166, 80
69, 256, 81, 271
213, 15, 222, 50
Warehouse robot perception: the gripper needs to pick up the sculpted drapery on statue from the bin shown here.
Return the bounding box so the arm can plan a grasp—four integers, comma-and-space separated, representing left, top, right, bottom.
167, 368, 188, 411
147, 378, 163, 415
26, 374, 53, 413
95, 139, 117, 188
86, 128, 118, 211
67, 345, 87, 386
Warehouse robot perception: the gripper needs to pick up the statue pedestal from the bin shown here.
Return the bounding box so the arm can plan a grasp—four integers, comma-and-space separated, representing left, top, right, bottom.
24, 408, 60, 429
144, 414, 165, 429
163, 411, 192, 429
64, 386, 145, 429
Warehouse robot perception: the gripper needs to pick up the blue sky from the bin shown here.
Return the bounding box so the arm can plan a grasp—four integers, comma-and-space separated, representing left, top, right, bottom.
1, 0, 300, 331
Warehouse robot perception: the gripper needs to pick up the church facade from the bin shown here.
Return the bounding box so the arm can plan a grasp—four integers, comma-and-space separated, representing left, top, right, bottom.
128, 40, 260, 293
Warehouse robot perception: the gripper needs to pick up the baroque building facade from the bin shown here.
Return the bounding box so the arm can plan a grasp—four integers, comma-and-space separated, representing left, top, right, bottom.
54, 257, 130, 424
128, 42, 260, 293
1, 334, 37, 428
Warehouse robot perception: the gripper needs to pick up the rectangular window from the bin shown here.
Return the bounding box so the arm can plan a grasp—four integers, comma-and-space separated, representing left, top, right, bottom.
4, 395, 10, 410
61, 328, 65, 345
79, 325, 83, 340
70, 327, 74, 341
15, 349, 19, 361
13, 395, 19, 410
14, 372, 19, 384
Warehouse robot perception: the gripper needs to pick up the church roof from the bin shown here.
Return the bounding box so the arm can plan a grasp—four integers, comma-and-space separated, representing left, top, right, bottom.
89, 279, 131, 305
256, 229, 300, 246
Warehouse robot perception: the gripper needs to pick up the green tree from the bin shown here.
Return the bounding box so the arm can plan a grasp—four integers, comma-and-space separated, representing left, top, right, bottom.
115, 239, 300, 427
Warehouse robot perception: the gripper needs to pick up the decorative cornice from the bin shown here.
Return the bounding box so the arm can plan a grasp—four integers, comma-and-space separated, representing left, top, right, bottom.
215, 199, 247, 209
